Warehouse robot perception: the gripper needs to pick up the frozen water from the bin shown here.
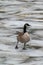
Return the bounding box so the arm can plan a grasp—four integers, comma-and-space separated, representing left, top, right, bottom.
0, 0, 43, 65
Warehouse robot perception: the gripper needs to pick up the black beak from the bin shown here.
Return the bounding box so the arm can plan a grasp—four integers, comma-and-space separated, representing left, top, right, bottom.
28, 24, 30, 26
29, 24, 30, 26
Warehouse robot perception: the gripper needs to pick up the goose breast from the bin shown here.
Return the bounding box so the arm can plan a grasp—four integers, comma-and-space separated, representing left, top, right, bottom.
22, 32, 30, 42
17, 32, 30, 43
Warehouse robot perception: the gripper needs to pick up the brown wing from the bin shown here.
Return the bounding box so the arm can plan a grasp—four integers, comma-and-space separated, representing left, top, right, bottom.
17, 32, 24, 43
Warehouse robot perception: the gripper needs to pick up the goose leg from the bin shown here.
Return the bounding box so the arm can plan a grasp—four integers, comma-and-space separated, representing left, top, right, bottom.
23, 43, 26, 50
15, 41, 19, 49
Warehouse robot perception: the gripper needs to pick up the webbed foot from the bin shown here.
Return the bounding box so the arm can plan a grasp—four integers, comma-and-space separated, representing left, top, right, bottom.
15, 45, 18, 49
23, 47, 26, 50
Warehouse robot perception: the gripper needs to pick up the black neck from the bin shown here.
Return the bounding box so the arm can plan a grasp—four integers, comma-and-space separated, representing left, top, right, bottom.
23, 25, 26, 33
23, 23, 30, 33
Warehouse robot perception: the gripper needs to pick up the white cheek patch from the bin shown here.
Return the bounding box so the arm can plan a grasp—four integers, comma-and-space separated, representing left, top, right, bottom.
26, 26, 31, 32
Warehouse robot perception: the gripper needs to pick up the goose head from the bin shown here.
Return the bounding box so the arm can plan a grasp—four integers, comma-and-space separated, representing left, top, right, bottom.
23, 23, 30, 33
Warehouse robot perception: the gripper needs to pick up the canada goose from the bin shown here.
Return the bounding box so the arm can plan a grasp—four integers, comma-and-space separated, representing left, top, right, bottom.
15, 23, 30, 49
